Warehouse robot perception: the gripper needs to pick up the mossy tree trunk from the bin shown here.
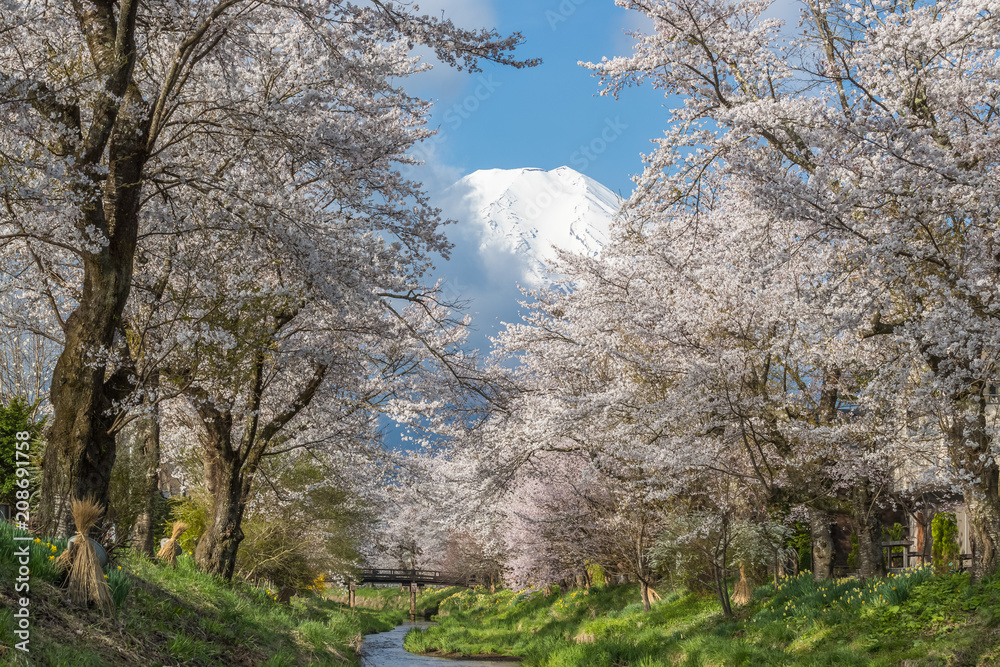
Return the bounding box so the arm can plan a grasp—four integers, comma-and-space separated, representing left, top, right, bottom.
37, 83, 151, 537
851, 481, 885, 579
192, 349, 328, 579
131, 379, 161, 557
810, 509, 834, 580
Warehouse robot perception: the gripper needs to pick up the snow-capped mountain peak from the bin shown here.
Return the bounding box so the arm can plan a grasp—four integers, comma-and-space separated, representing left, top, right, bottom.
444, 166, 622, 286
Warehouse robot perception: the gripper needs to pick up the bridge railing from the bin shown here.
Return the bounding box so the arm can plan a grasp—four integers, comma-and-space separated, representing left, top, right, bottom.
356, 568, 479, 586
361, 568, 442, 578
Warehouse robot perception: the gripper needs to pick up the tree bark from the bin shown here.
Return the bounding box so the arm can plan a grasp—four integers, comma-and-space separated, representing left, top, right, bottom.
32, 0, 149, 537
947, 404, 1000, 580
192, 354, 328, 579
851, 481, 885, 578
131, 388, 161, 557
966, 480, 1000, 581
38, 282, 139, 537
640, 580, 651, 613
809, 509, 834, 580
773, 545, 780, 585
193, 405, 245, 579
194, 460, 246, 579
713, 562, 733, 618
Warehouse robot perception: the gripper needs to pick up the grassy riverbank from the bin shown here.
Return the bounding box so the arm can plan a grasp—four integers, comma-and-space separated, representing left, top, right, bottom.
326, 585, 461, 616
0, 522, 411, 666
404, 569, 1000, 666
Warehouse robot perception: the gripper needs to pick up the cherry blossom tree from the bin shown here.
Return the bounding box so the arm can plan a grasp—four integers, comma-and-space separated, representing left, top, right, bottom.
0, 0, 536, 536
487, 181, 877, 577
585, 0, 1000, 578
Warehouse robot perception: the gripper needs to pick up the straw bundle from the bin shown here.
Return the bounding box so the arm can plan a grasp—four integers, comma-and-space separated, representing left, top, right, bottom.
56, 497, 113, 613
156, 522, 187, 567
732, 564, 754, 606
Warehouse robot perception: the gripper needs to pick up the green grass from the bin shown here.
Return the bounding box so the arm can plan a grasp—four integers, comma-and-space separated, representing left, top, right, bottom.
327, 584, 460, 615
0, 522, 414, 665
406, 570, 1000, 666
0, 521, 67, 583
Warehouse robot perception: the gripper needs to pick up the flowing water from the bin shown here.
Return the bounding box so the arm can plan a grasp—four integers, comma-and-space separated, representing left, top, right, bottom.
360, 622, 517, 666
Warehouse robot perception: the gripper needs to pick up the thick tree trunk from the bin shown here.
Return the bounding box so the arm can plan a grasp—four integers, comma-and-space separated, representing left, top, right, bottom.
851, 481, 885, 578
640, 580, 651, 613
35, 82, 150, 537
194, 413, 245, 579
967, 479, 1000, 581
810, 509, 834, 580
195, 474, 245, 579
131, 393, 161, 557
37, 267, 136, 537
948, 406, 1000, 580
190, 352, 326, 579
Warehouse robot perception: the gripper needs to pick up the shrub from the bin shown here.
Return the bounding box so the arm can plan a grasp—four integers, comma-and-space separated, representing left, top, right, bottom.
167, 494, 209, 555
236, 518, 320, 592
0, 398, 44, 508
586, 561, 606, 587
789, 522, 811, 574
847, 534, 859, 572
932, 513, 960, 574
108, 427, 152, 545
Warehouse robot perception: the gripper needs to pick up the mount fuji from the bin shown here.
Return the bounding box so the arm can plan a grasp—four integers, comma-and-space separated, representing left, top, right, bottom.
434, 166, 623, 349
444, 166, 621, 287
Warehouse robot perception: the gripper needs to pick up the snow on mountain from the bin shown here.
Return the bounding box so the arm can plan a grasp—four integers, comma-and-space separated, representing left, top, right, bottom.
443, 166, 622, 287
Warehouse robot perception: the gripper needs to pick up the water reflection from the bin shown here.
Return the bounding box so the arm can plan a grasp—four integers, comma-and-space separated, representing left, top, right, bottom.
360, 622, 516, 666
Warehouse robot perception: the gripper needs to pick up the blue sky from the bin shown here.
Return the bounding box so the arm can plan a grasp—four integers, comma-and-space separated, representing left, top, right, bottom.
400, 0, 667, 357
407, 0, 668, 199
408, 0, 801, 200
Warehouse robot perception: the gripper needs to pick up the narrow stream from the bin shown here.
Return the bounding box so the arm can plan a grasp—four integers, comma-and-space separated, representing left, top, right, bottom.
360, 622, 517, 666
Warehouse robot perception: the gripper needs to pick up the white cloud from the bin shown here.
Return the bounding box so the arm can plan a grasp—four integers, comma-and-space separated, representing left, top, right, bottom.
404, 0, 501, 104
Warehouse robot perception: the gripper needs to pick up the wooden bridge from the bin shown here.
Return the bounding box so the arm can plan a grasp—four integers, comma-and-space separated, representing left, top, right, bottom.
357, 568, 478, 587
347, 568, 478, 611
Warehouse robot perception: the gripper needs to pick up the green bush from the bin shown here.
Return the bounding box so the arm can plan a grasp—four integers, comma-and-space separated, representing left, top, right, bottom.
932, 513, 960, 574
166, 494, 209, 554
236, 518, 320, 592
789, 522, 811, 574
108, 427, 152, 545
587, 561, 606, 587
0, 398, 44, 508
